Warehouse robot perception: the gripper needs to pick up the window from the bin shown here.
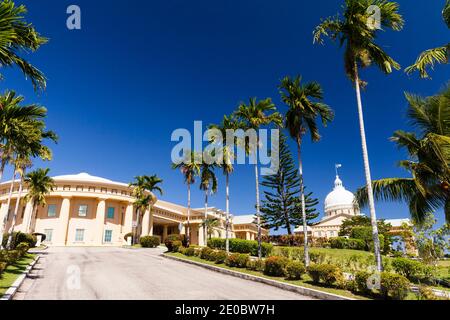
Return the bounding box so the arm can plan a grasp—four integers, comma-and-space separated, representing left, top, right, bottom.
78, 205, 88, 217
63, 185, 71, 191
107, 207, 115, 219
104, 230, 112, 243
75, 229, 85, 242
76, 185, 83, 191
44, 229, 53, 242
48, 204, 57, 217
88, 186, 95, 192
21, 206, 26, 218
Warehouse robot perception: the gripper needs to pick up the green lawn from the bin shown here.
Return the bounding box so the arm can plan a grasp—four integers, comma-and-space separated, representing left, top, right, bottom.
166, 252, 369, 300
0, 253, 36, 296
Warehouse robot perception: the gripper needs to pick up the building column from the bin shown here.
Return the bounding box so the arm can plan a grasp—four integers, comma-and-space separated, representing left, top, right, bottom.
198, 224, 205, 246
162, 225, 168, 242
95, 199, 106, 245
141, 208, 150, 236
246, 231, 250, 240
149, 209, 154, 236
57, 197, 71, 246
124, 203, 133, 235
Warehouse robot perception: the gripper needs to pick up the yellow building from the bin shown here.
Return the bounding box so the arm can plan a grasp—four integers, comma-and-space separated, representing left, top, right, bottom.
0, 173, 265, 246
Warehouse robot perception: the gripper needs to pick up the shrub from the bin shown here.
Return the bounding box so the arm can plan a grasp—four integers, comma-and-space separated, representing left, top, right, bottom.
207, 238, 273, 257
351, 227, 385, 252
225, 253, 249, 268
16, 242, 30, 256
306, 264, 322, 283
319, 264, 344, 286
0, 261, 6, 277
246, 259, 265, 272
285, 261, 306, 280
200, 247, 214, 260
165, 234, 182, 252
172, 241, 182, 253
2, 232, 37, 249
178, 247, 186, 255
139, 236, 160, 248
416, 285, 439, 300
307, 264, 343, 286
32, 232, 46, 243
330, 237, 365, 251
391, 257, 430, 282
380, 272, 410, 300
354, 271, 372, 294
213, 250, 227, 264
6, 250, 21, 265
184, 247, 196, 257
264, 256, 289, 277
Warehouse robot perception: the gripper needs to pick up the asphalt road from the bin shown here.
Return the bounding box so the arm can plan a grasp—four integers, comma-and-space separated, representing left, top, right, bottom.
14, 247, 315, 300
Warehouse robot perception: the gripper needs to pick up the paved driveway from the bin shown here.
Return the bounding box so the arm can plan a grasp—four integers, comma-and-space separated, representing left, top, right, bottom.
15, 247, 315, 300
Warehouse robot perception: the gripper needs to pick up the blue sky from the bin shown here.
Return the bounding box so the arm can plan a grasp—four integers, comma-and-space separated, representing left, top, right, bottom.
3, 0, 449, 230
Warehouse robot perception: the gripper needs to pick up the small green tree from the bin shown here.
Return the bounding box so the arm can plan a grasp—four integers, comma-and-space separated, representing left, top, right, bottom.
261, 132, 319, 234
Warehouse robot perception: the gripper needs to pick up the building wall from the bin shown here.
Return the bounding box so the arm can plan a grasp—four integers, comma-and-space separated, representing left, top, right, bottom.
0, 176, 265, 247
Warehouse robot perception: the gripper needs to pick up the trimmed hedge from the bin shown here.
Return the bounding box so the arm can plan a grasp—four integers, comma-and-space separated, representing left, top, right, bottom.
246, 259, 265, 272
139, 236, 160, 248
329, 237, 365, 251
207, 238, 273, 257
165, 234, 184, 252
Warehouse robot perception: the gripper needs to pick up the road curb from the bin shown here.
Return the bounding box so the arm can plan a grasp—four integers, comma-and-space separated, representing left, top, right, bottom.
162, 254, 355, 300
0, 254, 40, 301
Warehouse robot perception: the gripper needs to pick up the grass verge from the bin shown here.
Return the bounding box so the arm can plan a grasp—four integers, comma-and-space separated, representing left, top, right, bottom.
166, 252, 369, 300
0, 253, 36, 296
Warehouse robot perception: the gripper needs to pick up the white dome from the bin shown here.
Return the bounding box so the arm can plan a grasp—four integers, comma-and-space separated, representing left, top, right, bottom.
324, 176, 355, 211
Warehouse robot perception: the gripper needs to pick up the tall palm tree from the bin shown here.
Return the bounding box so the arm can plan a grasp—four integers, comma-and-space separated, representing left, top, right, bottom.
356, 85, 450, 224
405, 0, 450, 78
313, 0, 404, 272
199, 162, 218, 245
208, 115, 242, 252
172, 151, 201, 247
5, 122, 56, 249
234, 98, 282, 258
279, 75, 334, 266
24, 168, 55, 233
0, 0, 48, 91
0, 91, 47, 181
129, 175, 163, 244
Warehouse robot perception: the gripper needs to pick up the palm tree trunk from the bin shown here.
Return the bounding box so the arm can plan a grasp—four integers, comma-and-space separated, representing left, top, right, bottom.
0, 159, 6, 182
354, 63, 383, 272
297, 139, 310, 267
27, 202, 37, 233
186, 182, 191, 247
254, 163, 262, 259
7, 172, 24, 249
225, 172, 230, 253
0, 169, 17, 249
204, 190, 208, 246
133, 208, 140, 245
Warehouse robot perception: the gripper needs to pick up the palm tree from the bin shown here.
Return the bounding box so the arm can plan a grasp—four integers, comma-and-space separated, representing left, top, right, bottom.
172, 151, 201, 247
356, 85, 450, 224
0, 91, 47, 181
129, 175, 163, 244
208, 115, 241, 253
405, 0, 449, 78
234, 98, 283, 258
5, 122, 57, 249
24, 168, 55, 233
199, 162, 218, 246
0, 0, 48, 90
313, 0, 404, 272
201, 218, 220, 240
278, 76, 333, 266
